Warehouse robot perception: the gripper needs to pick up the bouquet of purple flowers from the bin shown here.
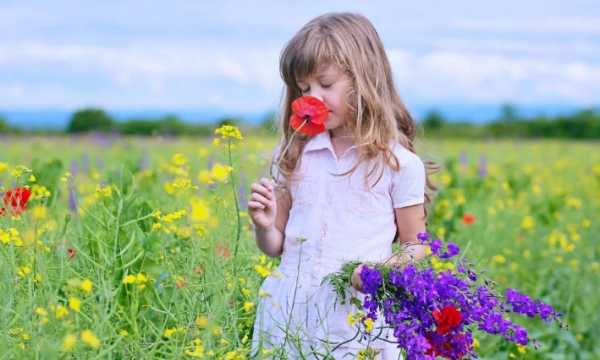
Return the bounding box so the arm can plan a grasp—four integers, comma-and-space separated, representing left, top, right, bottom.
323, 232, 568, 359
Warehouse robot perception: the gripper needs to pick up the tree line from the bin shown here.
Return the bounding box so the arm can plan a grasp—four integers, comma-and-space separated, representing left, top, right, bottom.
1, 104, 599, 139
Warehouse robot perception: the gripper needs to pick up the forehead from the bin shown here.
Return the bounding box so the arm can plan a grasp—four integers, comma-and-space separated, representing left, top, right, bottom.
296, 64, 344, 83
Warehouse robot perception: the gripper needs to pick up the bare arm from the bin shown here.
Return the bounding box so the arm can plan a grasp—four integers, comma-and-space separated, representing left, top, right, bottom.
385, 203, 428, 266
350, 203, 427, 293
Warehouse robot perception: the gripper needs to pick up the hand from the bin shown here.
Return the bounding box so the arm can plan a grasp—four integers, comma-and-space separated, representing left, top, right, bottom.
350, 263, 366, 294
248, 178, 278, 232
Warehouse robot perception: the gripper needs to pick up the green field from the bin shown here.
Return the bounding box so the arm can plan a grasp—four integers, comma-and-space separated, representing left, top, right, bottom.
0, 131, 598, 359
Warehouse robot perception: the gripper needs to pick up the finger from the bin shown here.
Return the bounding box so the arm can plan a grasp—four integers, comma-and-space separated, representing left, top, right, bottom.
250, 193, 272, 207
248, 201, 266, 210
260, 178, 275, 192
251, 183, 273, 200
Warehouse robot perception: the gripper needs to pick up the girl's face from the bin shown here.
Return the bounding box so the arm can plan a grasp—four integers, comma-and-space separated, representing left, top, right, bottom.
296, 65, 352, 135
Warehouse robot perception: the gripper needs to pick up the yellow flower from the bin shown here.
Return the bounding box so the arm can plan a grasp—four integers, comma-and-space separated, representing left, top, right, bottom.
243, 302, 254, 312
17, 265, 32, 278
122, 274, 136, 284
195, 316, 209, 327
215, 125, 243, 140
164, 327, 183, 338
211, 163, 233, 182
363, 317, 374, 333
69, 298, 81, 313
119, 329, 129, 336
81, 279, 93, 294
521, 216, 535, 230
29, 175, 36, 182
254, 264, 271, 277
36, 307, 48, 316
212, 325, 221, 335
81, 330, 100, 348
136, 273, 148, 283
62, 334, 77, 352
171, 153, 188, 166
55, 305, 69, 319
347, 314, 357, 325
185, 343, 205, 358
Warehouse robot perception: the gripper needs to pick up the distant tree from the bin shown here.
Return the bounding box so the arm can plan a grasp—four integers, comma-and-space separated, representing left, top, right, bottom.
422, 109, 446, 130
217, 117, 240, 128
158, 115, 188, 136
0, 116, 12, 133
67, 108, 116, 133
499, 103, 519, 123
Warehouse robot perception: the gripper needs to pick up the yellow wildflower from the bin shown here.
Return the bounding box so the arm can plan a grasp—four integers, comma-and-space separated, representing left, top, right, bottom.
81, 330, 100, 348
62, 334, 77, 352
214, 125, 243, 140
243, 302, 254, 312
69, 298, 81, 313
81, 279, 93, 294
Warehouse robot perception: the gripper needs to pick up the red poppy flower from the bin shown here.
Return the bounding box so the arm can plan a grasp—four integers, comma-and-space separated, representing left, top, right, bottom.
425, 332, 467, 359
68, 247, 76, 261
215, 244, 230, 259
290, 96, 329, 135
0, 187, 32, 216
433, 305, 462, 335
461, 213, 475, 225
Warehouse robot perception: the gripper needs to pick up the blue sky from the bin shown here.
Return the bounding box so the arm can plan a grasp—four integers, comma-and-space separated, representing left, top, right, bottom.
1, 0, 599, 122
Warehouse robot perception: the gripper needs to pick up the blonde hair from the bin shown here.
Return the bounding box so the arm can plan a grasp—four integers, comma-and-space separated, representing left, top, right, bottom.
272, 12, 440, 219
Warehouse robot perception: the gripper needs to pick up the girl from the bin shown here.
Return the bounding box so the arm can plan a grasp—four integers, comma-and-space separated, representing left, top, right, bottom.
248, 12, 438, 360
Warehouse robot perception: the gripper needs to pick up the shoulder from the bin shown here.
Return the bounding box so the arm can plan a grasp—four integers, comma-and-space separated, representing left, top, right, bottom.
388, 141, 423, 173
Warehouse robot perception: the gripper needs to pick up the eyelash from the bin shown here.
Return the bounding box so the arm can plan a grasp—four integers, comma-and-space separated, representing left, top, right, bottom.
301, 84, 332, 93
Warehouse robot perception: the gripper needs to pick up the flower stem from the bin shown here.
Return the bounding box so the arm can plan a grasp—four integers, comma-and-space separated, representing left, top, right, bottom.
274, 121, 308, 176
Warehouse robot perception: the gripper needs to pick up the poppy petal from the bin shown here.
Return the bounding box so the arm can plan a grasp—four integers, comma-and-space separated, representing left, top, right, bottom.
298, 121, 326, 135
291, 96, 329, 125
290, 114, 326, 135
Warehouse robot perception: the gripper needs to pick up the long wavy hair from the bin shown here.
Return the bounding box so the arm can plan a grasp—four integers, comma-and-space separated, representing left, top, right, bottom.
272, 12, 440, 219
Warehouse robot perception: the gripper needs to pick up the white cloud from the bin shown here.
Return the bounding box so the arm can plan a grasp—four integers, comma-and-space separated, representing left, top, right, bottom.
452, 18, 600, 35
389, 50, 600, 105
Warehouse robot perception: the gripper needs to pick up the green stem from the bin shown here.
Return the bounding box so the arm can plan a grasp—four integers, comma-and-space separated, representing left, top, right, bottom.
274, 121, 307, 173
227, 138, 242, 345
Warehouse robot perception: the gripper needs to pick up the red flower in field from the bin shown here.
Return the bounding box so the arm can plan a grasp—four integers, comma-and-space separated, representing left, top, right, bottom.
425, 332, 468, 359
215, 244, 230, 259
0, 187, 32, 217
433, 305, 462, 335
68, 247, 76, 261
194, 265, 204, 275
461, 213, 476, 225
290, 96, 328, 135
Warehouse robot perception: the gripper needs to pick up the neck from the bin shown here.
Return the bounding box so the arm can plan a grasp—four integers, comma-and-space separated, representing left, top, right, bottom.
329, 128, 353, 140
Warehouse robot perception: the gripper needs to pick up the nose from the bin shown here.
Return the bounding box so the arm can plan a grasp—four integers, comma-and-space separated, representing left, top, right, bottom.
306, 89, 324, 102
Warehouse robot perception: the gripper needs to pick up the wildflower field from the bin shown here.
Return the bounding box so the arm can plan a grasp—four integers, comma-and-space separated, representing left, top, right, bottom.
0, 129, 598, 359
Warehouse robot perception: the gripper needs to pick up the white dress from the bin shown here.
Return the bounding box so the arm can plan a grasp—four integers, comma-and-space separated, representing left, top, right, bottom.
252, 130, 426, 360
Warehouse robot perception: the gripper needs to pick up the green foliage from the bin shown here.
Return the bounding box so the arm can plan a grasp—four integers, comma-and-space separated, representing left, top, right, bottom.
67, 108, 116, 133
118, 116, 214, 136
425, 106, 600, 139
0, 116, 17, 134
422, 109, 446, 130
217, 117, 240, 128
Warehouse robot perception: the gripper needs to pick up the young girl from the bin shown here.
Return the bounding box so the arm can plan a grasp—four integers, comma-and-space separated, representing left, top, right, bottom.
248, 12, 438, 360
